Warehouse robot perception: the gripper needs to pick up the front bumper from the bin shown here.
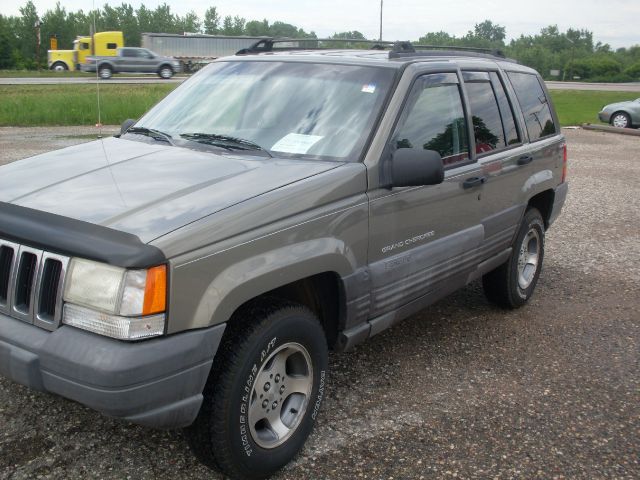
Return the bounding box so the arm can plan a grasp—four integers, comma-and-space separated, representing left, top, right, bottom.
598, 111, 610, 123
0, 313, 225, 429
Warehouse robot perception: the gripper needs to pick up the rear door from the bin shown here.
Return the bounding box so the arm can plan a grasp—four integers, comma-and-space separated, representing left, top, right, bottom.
460, 69, 530, 257
117, 48, 135, 72
367, 71, 487, 318
136, 49, 158, 73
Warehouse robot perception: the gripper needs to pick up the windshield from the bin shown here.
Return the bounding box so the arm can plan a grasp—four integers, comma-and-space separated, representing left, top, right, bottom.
134, 60, 396, 160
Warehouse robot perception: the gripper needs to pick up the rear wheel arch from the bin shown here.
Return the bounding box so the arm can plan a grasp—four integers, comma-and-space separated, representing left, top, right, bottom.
98, 63, 114, 78
527, 189, 554, 228
158, 64, 174, 78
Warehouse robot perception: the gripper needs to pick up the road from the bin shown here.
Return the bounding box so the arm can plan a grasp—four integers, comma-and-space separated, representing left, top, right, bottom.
2, 75, 640, 91
0, 127, 638, 479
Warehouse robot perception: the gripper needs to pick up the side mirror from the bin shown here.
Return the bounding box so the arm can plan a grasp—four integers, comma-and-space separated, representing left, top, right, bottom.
120, 118, 136, 135
391, 148, 444, 187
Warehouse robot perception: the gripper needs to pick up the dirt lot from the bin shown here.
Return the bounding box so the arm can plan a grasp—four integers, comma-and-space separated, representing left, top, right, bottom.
0, 128, 638, 479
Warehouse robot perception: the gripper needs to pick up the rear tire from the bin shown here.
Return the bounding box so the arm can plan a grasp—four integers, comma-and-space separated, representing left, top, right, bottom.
98, 65, 112, 80
482, 208, 545, 309
158, 66, 174, 79
185, 299, 328, 480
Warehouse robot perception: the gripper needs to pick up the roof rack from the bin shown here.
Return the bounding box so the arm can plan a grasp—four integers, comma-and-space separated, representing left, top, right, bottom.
235, 38, 511, 62
236, 38, 398, 55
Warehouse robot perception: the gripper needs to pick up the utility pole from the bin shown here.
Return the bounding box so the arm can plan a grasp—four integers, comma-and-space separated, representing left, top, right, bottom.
379, 0, 383, 41
34, 17, 42, 71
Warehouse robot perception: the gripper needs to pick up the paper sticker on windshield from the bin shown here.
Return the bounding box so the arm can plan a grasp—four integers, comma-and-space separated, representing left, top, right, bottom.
272, 133, 323, 154
361, 84, 376, 93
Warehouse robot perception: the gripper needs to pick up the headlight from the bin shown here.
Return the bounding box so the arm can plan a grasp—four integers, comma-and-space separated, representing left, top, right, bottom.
62, 258, 167, 340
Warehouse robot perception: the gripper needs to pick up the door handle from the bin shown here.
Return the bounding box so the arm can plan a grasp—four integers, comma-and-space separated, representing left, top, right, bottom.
517, 155, 534, 166
462, 176, 486, 189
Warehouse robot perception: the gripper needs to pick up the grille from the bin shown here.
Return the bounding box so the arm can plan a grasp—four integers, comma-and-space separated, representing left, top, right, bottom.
0, 239, 69, 331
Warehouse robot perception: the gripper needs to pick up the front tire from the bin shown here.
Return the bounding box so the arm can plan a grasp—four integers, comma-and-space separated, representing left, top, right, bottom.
185, 299, 328, 480
610, 111, 631, 128
482, 208, 545, 308
50, 61, 68, 72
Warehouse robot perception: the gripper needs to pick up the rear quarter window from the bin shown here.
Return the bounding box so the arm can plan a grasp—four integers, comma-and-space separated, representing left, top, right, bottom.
507, 72, 557, 141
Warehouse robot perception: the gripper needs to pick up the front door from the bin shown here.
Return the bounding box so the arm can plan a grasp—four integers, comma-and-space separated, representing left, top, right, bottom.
367, 72, 487, 319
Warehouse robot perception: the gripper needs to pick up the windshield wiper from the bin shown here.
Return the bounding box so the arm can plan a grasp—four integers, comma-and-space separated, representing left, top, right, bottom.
127, 127, 175, 146
179, 133, 272, 157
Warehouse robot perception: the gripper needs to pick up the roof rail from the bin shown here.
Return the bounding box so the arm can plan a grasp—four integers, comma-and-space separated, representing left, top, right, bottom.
416, 44, 505, 57
236, 37, 403, 55
235, 38, 513, 62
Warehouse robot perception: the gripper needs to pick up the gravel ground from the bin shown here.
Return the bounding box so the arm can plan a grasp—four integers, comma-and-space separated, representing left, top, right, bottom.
0, 127, 638, 479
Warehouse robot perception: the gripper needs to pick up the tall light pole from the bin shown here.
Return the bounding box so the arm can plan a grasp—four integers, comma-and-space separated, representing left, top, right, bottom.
379, 0, 383, 41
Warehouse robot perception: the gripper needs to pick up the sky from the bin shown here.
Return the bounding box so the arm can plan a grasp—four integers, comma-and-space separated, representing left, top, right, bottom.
1, 0, 638, 49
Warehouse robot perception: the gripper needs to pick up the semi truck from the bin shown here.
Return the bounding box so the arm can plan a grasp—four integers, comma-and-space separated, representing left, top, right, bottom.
48, 31, 124, 71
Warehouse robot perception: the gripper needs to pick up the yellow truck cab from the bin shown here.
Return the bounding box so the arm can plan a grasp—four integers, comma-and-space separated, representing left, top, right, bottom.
48, 31, 124, 71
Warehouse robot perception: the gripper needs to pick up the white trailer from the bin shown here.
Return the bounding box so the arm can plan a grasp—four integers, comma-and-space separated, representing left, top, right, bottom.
141, 33, 267, 71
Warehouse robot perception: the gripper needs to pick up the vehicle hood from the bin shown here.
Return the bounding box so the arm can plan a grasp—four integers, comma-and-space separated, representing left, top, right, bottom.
603, 100, 635, 111
0, 137, 340, 243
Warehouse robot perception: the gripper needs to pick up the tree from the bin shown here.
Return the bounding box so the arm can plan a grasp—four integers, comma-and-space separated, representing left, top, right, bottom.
270, 21, 307, 38
151, 4, 178, 34
245, 19, 270, 36
115, 3, 140, 47
203, 6, 220, 34
0, 15, 14, 68
220, 15, 245, 36
472, 20, 505, 43
179, 11, 201, 34
136, 5, 152, 34
41, 2, 71, 55
417, 31, 456, 46
331, 31, 366, 40
16, 1, 39, 66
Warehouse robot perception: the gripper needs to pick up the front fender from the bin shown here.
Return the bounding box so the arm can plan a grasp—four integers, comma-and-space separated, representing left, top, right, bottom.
168, 237, 360, 333
203, 240, 353, 327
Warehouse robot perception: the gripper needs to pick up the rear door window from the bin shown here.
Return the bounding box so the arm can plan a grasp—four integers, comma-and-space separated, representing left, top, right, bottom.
507, 72, 557, 141
394, 73, 470, 169
463, 72, 505, 154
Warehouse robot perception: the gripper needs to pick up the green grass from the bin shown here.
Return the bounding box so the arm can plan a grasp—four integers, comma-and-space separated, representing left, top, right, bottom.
548, 90, 639, 126
0, 69, 189, 78
0, 84, 638, 127
0, 84, 177, 126
0, 69, 96, 78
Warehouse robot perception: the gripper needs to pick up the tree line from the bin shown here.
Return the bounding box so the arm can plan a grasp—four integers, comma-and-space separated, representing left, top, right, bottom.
0, 2, 638, 82
419, 21, 640, 82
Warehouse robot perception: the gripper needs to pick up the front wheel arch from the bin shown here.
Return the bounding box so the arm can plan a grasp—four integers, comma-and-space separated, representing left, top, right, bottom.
50, 61, 68, 71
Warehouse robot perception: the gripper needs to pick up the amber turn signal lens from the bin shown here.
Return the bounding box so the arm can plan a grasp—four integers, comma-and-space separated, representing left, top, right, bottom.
143, 265, 167, 315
